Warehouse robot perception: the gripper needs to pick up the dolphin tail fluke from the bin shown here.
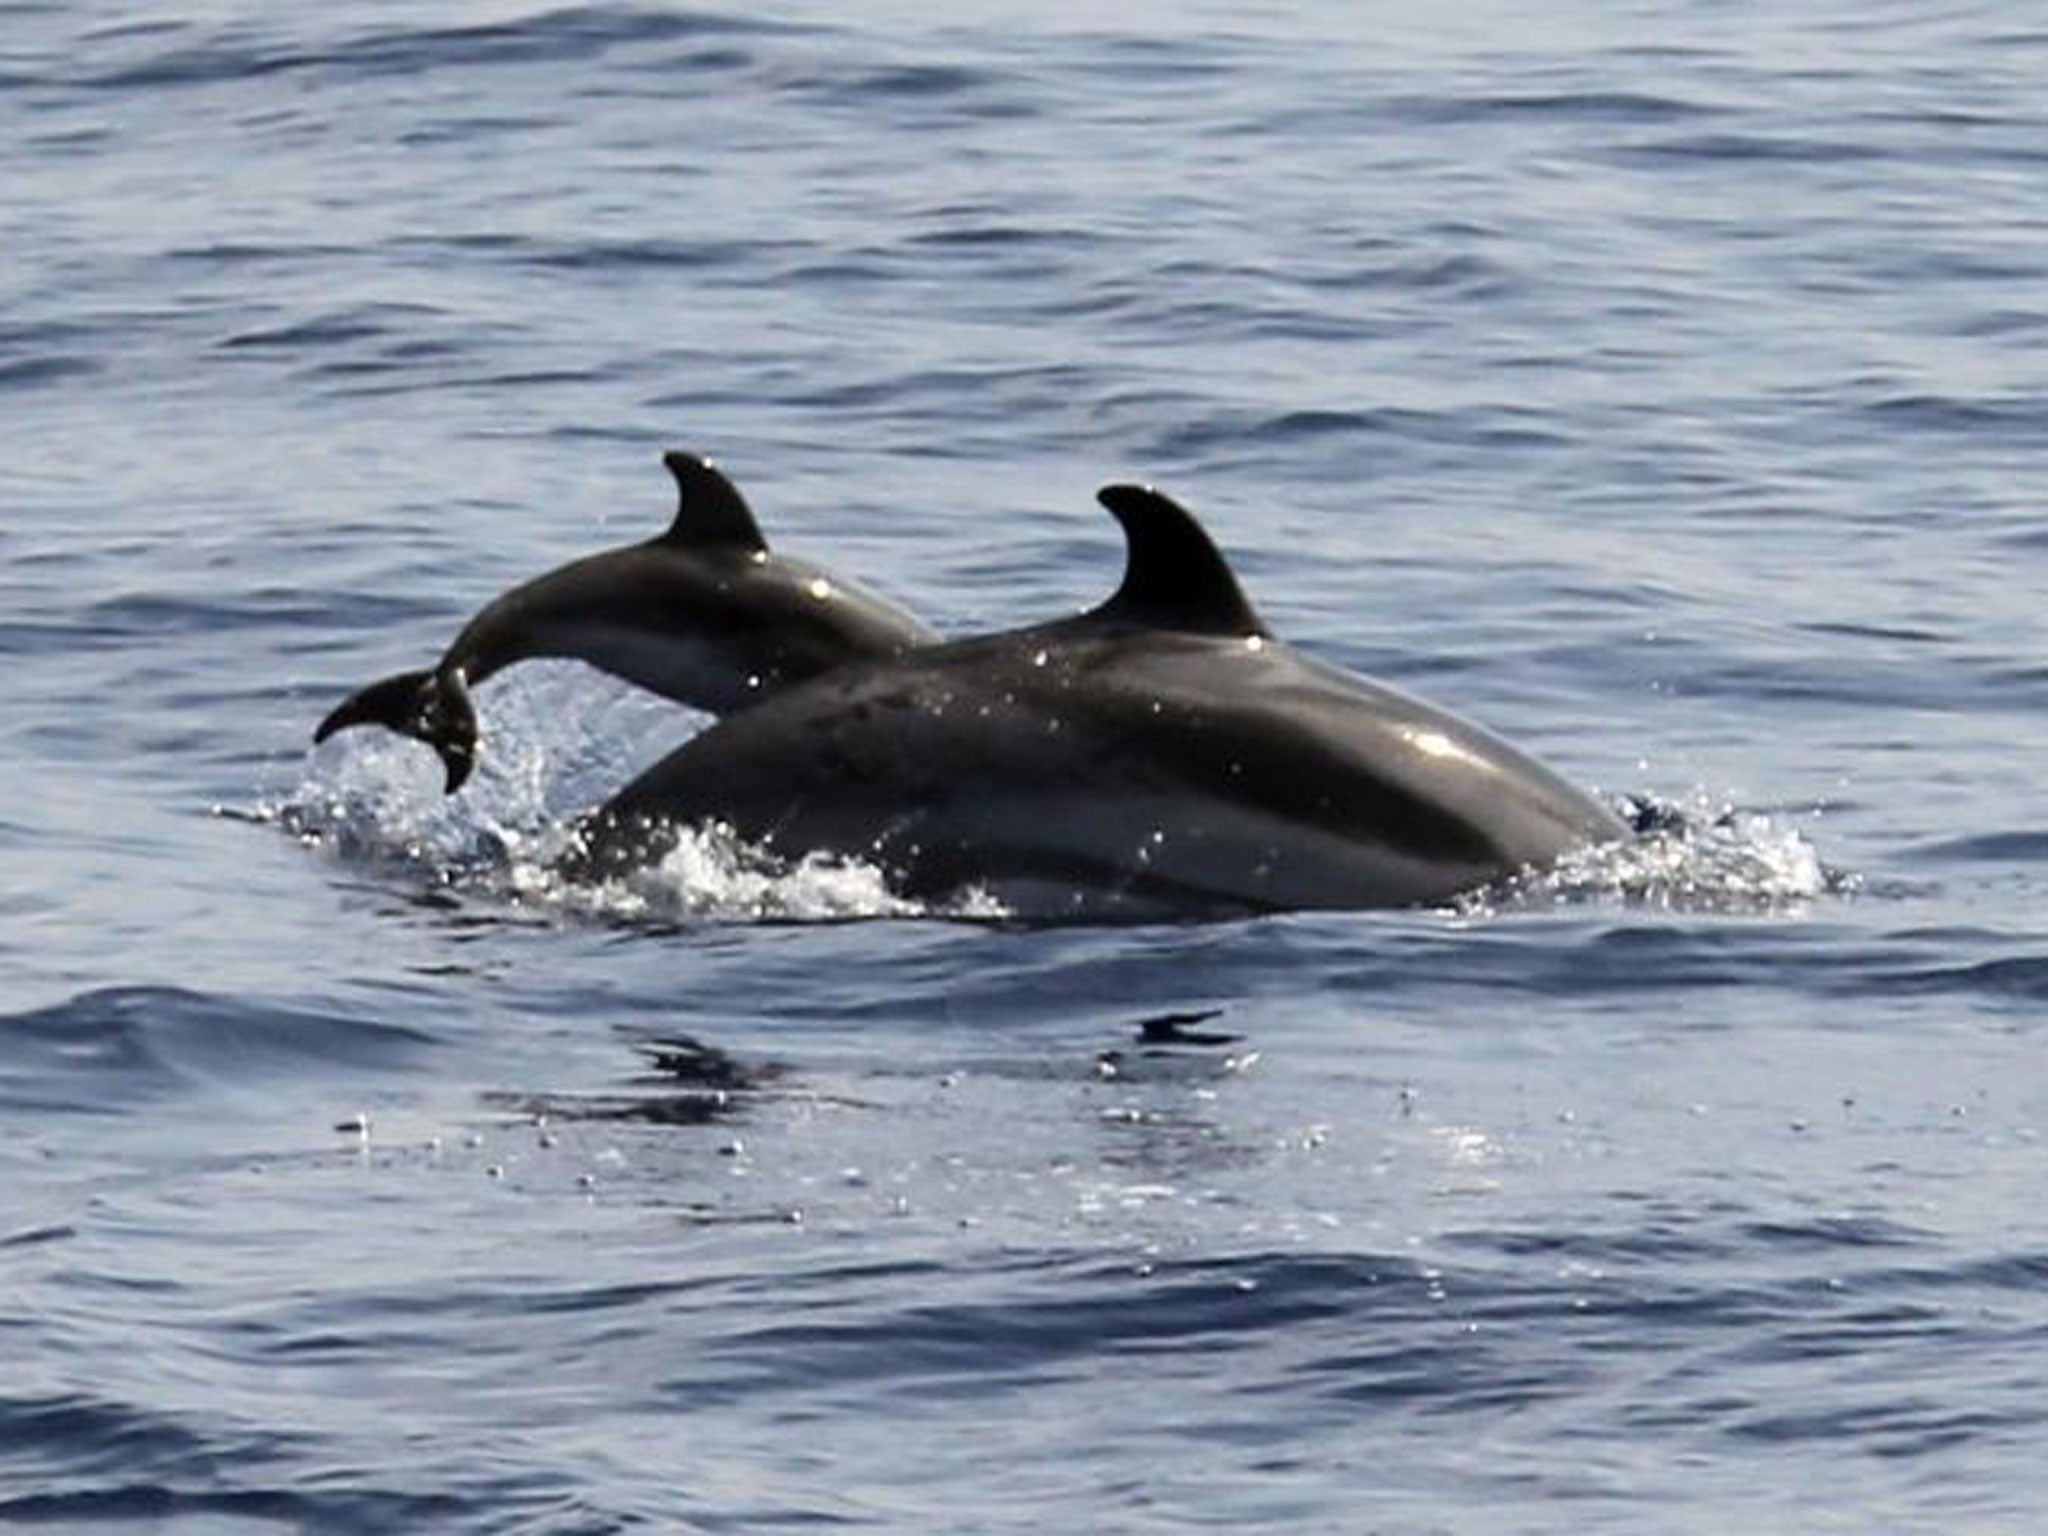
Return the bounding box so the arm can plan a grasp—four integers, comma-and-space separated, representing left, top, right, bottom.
313, 667, 479, 793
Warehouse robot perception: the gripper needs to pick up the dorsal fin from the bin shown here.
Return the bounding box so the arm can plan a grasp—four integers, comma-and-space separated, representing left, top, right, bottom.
1092, 484, 1268, 637
658, 451, 768, 553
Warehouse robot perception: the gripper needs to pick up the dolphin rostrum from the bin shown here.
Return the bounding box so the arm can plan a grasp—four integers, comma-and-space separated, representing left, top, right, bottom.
569, 485, 1625, 916
313, 452, 938, 790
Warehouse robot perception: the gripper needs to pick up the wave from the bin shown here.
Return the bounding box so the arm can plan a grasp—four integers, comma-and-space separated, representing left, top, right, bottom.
0, 986, 435, 1117
74, 6, 790, 93
0, 1388, 484, 1531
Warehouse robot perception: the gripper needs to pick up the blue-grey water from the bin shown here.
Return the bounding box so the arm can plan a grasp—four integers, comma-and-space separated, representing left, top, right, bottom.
8, 2, 2048, 1529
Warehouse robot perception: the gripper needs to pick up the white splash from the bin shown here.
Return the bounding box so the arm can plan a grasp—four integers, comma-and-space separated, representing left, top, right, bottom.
509, 821, 931, 925
267, 666, 983, 925
1466, 790, 1843, 916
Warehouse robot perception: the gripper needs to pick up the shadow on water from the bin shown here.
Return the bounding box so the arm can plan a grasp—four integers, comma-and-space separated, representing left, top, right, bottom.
482, 1032, 788, 1130
484, 1005, 1259, 1130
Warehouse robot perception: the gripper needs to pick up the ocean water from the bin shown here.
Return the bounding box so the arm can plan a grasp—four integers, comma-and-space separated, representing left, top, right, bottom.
7, 1, 2048, 1529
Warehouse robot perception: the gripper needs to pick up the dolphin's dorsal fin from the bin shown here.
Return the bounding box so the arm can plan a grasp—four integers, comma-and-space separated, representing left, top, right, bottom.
659, 451, 768, 553
1093, 484, 1268, 637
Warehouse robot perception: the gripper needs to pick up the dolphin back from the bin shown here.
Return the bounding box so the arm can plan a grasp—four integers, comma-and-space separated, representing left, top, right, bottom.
313, 667, 480, 793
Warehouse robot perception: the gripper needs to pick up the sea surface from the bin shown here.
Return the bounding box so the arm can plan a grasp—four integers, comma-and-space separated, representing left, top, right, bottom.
7, 1, 2048, 1530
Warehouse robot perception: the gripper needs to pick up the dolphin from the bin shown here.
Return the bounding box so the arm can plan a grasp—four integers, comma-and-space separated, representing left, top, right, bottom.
313, 452, 938, 790
568, 484, 1626, 916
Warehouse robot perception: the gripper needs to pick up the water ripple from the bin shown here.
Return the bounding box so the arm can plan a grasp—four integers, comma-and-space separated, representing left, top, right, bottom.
76, 6, 792, 92
0, 986, 435, 1114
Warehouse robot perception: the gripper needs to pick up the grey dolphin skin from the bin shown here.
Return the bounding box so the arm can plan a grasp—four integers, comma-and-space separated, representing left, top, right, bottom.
571, 485, 1625, 916
314, 452, 937, 790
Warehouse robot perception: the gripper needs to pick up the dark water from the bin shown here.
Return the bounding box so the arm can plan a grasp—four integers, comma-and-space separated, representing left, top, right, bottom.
8, 2, 2048, 1529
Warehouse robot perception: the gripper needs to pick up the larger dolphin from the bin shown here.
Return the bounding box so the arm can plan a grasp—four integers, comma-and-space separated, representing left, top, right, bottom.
571, 485, 1625, 916
314, 452, 937, 790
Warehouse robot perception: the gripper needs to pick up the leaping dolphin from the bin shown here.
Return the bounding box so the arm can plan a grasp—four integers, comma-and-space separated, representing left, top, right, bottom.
314, 452, 937, 790
570, 485, 1625, 916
